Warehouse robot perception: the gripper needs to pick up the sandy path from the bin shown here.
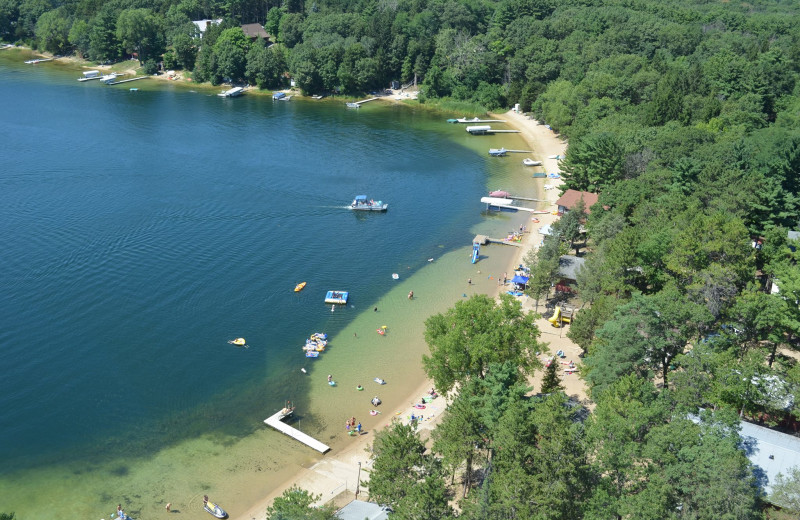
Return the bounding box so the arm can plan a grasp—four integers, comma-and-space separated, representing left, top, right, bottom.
235, 110, 586, 519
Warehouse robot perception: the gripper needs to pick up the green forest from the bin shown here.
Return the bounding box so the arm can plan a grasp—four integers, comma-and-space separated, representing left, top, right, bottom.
5, 0, 800, 516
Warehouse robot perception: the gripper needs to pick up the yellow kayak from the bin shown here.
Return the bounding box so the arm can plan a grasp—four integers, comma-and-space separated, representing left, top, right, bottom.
228, 338, 246, 346
294, 282, 307, 292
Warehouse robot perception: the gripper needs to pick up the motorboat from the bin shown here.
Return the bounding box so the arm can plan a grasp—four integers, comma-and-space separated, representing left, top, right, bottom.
346, 102, 360, 108
204, 499, 228, 518
272, 91, 286, 100
100, 73, 122, 84
523, 158, 542, 166
294, 282, 307, 292
218, 87, 244, 97
488, 148, 507, 157
78, 70, 101, 81
350, 195, 387, 211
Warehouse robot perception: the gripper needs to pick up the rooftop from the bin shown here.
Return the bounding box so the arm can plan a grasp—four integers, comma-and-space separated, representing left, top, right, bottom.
555, 189, 599, 214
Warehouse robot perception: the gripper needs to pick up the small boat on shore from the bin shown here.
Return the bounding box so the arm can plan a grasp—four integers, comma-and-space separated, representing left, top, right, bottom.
203, 499, 228, 518
488, 148, 508, 157
346, 102, 360, 108
350, 195, 388, 211
523, 158, 542, 166
272, 91, 286, 100
294, 281, 307, 292
100, 73, 122, 84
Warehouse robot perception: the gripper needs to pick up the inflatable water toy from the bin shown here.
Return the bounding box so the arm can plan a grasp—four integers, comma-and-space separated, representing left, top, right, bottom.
301, 368, 306, 374
228, 338, 246, 346
348, 430, 357, 436
305, 351, 319, 358
324, 290, 349, 304
392, 273, 399, 279
377, 328, 385, 335
370, 410, 381, 415
356, 385, 364, 391
328, 381, 336, 386
371, 396, 382, 406
414, 404, 426, 409
294, 282, 307, 292
374, 377, 386, 385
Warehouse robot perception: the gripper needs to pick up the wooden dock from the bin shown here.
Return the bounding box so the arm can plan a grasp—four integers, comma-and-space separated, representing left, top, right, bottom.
456, 118, 505, 123
108, 76, 148, 85
264, 409, 330, 453
465, 126, 520, 135
354, 97, 379, 105
473, 235, 523, 247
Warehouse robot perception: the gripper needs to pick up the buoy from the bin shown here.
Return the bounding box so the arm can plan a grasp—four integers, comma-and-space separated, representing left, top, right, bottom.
392, 273, 399, 279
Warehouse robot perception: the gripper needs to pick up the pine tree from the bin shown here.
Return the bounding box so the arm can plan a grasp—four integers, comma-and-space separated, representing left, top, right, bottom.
540, 361, 563, 394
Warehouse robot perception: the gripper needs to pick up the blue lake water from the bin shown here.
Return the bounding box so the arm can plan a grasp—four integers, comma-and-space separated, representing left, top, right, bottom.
0, 56, 535, 518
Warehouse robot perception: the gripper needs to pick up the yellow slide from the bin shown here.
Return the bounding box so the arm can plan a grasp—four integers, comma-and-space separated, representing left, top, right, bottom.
548, 306, 562, 327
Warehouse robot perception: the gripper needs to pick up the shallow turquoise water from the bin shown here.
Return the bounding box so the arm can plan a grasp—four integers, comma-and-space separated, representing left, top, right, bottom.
0, 54, 538, 518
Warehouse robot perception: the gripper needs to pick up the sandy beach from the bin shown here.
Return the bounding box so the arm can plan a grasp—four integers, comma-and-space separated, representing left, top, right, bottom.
234, 109, 586, 519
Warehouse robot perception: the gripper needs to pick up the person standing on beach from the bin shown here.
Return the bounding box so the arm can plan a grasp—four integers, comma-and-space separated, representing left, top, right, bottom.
166, 503, 171, 512
408, 290, 413, 299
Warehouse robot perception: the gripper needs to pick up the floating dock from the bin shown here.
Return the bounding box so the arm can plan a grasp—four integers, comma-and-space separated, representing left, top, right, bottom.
264, 409, 330, 453
473, 235, 523, 247
108, 76, 148, 85
325, 290, 349, 304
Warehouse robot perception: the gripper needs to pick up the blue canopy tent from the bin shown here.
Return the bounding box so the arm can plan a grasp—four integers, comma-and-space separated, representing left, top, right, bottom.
511, 275, 529, 288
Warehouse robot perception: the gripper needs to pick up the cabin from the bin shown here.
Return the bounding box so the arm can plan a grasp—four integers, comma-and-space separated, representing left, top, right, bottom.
241, 23, 271, 42
555, 255, 585, 293
555, 189, 599, 216
336, 500, 391, 520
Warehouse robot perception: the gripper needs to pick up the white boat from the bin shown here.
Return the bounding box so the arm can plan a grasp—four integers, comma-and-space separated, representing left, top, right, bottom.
100, 73, 122, 84
523, 158, 542, 166
218, 87, 244, 97
346, 102, 360, 108
488, 148, 507, 157
78, 70, 101, 81
350, 195, 387, 211
311, 94, 324, 99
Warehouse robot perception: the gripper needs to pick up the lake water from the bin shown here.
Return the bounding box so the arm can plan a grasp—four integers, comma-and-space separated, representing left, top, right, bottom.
0, 54, 537, 519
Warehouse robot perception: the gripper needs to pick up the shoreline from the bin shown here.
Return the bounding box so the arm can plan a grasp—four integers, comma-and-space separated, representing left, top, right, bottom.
235, 110, 570, 519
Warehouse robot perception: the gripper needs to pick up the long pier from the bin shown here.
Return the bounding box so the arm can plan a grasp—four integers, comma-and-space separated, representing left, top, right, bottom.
355, 97, 379, 105
456, 118, 505, 123
264, 409, 330, 453
108, 76, 148, 85
473, 235, 523, 247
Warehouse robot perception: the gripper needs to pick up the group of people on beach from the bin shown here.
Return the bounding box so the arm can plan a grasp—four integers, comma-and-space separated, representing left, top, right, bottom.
345, 416, 362, 434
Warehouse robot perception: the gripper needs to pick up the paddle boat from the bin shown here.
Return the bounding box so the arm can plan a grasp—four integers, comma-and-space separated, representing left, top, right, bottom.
228, 338, 246, 346
488, 148, 508, 157
523, 158, 542, 166
203, 497, 227, 518
294, 281, 307, 292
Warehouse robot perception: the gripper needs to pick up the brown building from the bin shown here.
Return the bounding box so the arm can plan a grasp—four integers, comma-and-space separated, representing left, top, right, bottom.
555, 189, 599, 215
241, 23, 271, 42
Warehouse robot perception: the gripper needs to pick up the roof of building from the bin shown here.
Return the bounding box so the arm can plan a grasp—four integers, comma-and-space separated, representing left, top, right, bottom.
555, 189, 599, 214
241, 23, 270, 39
558, 255, 585, 281
336, 500, 391, 520
192, 19, 221, 33
739, 420, 800, 501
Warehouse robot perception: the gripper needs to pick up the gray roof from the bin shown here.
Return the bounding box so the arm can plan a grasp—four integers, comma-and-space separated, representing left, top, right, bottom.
739, 421, 800, 498
336, 500, 391, 520
558, 255, 585, 281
